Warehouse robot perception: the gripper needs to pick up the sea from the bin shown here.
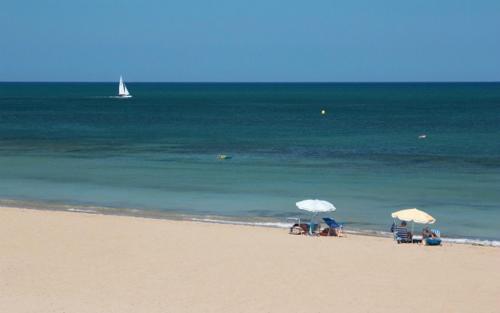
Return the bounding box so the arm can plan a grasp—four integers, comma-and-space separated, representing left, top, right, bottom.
1, 82, 499, 246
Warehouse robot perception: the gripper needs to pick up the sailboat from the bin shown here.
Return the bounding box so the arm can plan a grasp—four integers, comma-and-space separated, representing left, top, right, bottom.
117, 76, 132, 98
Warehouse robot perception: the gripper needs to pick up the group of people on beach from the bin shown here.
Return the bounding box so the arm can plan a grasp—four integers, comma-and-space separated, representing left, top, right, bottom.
290, 219, 439, 241
289, 221, 343, 236
391, 221, 439, 242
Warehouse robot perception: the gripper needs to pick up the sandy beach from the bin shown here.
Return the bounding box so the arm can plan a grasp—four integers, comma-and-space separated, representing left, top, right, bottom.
1, 207, 499, 313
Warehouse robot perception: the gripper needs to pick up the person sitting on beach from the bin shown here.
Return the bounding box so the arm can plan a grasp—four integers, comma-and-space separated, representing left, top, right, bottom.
422, 226, 437, 239
394, 221, 412, 242
319, 227, 343, 237
289, 223, 308, 235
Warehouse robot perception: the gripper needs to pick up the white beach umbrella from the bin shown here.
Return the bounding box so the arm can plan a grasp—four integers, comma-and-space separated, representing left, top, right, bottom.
296, 199, 336, 213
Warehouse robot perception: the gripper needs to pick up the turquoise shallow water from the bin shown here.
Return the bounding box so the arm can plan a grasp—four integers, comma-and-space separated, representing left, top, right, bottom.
0, 83, 499, 242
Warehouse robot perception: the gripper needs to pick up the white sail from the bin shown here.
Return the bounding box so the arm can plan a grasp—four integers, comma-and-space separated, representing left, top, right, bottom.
118, 76, 125, 95
118, 76, 131, 97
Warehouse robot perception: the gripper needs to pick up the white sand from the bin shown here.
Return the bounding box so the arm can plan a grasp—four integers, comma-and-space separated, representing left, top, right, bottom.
1, 207, 499, 313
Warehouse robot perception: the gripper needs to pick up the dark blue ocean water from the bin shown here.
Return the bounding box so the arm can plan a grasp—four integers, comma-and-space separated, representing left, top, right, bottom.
1, 83, 499, 242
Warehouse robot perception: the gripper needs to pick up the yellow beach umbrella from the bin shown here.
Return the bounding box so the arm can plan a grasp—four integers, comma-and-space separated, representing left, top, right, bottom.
391, 208, 436, 224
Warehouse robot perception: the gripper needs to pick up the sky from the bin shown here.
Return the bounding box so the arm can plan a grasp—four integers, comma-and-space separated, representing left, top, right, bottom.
1, 0, 500, 82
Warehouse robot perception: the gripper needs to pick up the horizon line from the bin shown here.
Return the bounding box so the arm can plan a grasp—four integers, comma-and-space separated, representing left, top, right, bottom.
1, 80, 500, 84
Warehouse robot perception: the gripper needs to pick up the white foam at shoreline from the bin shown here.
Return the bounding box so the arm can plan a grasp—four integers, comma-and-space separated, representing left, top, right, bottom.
442, 238, 500, 247
67, 208, 98, 213
190, 217, 292, 229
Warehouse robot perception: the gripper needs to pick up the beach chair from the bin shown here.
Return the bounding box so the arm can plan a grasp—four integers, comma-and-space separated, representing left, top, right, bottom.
322, 218, 343, 236
394, 226, 412, 244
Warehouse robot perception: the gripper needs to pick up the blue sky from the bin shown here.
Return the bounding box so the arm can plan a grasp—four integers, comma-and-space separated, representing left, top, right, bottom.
1, 0, 499, 82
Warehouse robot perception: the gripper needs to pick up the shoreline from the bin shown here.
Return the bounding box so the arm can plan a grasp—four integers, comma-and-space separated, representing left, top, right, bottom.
1, 199, 499, 247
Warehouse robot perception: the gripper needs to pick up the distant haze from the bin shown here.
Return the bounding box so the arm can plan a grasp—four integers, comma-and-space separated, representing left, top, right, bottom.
1, 0, 499, 82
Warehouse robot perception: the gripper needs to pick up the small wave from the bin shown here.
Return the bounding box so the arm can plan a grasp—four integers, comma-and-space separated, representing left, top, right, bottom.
442, 238, 500, 247
66, 208, 98, 213
190, 217, 291, 229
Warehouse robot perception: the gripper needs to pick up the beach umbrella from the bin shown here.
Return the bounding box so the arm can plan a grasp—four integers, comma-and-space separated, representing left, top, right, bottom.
296, 199, 336, 213
296, 199, 336, 234
391, 208, 436, 239
391, 208, 435, 224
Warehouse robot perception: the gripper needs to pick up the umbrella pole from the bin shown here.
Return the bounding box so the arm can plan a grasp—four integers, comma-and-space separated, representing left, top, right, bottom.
310, 213, 318, 235
310, 213, 314, 235
412, 222, 414, 242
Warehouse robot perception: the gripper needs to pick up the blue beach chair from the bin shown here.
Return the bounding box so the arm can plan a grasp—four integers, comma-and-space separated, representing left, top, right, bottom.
322, 218, 343, 236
